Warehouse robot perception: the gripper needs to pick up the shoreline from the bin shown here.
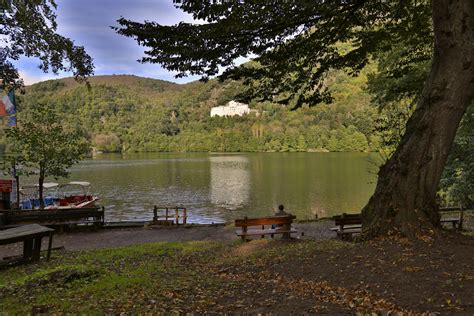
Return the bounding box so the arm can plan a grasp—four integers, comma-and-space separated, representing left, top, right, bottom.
0, 221, 335, 259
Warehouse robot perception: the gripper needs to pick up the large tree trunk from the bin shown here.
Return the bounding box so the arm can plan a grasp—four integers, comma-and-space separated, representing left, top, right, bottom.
361, 0, 474, 239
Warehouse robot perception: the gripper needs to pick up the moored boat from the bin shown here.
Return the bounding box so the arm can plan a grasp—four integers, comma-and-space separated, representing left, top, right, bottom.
55, 181, 98, 208
20, 181, 98, 210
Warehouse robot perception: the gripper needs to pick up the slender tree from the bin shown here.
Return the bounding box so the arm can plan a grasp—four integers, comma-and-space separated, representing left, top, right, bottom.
116, 0, 474, 238
6, 104, 89, 208
1, 0, 94, 89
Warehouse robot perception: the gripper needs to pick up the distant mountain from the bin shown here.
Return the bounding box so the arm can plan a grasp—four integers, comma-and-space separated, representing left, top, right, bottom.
11, 71, 379, 153
27, 74, 179, 96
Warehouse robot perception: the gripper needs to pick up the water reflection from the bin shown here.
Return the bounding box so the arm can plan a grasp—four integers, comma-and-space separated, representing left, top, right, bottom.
33, 152, 379, 223
209, 155, 250, 210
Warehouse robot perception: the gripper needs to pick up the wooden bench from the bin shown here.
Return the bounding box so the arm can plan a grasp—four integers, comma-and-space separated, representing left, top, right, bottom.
0, 224, 54, 262
331, 207, 467, 239
235, 215, 297, 240
439, 206, 465, 230
330, 213, 362, 240
0, 206, 104, 231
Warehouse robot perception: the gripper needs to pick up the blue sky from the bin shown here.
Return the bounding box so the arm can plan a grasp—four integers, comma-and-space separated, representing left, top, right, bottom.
16, 0, 201, 85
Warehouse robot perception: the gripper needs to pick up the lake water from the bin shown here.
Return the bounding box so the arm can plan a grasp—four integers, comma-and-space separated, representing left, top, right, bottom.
59, 152, 381, 223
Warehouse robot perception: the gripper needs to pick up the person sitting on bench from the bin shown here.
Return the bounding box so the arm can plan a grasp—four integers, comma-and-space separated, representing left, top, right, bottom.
272, 204, 288, 230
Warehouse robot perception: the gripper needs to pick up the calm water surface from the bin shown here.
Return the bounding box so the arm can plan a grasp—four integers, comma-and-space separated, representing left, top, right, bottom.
63, 152, 380, 223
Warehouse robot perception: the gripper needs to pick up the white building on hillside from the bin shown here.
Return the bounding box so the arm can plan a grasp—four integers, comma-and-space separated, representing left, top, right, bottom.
210, 100, 252, 117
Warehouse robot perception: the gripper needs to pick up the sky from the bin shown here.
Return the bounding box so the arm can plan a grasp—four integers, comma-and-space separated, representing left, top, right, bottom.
16, 0, 201, 85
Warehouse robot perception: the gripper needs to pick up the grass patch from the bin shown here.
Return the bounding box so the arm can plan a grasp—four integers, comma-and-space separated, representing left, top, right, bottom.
0, 240, 238, 313
2, 235, 474, 314
0, 238, 383, 314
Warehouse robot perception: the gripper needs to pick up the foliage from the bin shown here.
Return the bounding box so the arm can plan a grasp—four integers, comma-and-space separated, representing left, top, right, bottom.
5, 103, 89, 207
439, 104, 474, 208
92, 133, 122, 153
17, 72, 377, 154
115, 0, 432, 108
0, 0, 94, 89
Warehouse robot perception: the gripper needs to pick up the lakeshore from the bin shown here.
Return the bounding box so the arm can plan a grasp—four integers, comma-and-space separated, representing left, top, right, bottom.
0, 221, 334, 258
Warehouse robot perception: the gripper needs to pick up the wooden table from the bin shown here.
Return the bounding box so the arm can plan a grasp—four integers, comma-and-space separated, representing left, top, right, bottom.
0, 224, 54, 261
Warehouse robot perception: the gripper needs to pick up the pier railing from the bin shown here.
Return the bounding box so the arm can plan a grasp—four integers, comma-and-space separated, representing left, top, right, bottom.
153, 206, 187, 225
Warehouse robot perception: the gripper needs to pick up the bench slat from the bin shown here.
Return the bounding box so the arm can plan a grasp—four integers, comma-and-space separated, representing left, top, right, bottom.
334, 218, 362, 225
330, 224, 362, 231
235, 215, 295, 227
236, 228, 298, 237
336, 228, 362, 234
440, 218, 460, 222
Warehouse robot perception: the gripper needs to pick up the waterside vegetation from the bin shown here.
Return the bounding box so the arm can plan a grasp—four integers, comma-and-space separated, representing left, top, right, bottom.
4, 68, 379, 154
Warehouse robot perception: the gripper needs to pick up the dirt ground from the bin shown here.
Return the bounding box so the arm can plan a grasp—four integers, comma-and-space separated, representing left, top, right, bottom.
1, 219, 474, 314
205, 233, 474, 314
0, 221, 334, 258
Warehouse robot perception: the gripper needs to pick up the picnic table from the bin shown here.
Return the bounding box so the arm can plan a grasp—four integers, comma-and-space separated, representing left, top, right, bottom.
0, 224, 54, 262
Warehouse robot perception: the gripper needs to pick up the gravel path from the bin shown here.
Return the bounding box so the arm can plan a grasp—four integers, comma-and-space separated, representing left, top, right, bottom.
0, 221, 335, 258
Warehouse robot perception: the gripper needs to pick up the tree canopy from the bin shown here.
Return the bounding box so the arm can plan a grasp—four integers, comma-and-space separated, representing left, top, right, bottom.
6, 104, 89, 208
116, 0, 432, 108
0, 0, 94, 89
117, 0, 474, 238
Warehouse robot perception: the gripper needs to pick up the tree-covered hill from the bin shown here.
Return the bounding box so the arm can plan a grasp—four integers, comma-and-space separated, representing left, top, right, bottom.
7, 70, 380, 153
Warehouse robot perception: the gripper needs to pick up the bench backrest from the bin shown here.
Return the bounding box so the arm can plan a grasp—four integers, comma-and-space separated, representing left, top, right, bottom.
439, 206, 463, 212
334, 213, 362, 226
235, 215, 296, 227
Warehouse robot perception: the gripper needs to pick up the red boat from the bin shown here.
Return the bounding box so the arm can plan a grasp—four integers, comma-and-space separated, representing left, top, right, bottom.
55, 181, 99, 208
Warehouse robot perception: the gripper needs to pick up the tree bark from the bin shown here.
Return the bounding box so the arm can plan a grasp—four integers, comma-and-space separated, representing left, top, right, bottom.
361, 0, 474, 239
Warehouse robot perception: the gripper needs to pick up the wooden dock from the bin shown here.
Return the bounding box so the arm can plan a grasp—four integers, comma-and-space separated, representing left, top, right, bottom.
0, 206, 104, 231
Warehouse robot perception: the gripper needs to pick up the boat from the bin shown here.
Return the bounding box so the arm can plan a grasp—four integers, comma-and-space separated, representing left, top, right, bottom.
19, 181, 98, 210
55, 181, 98, 208
20, 182, 59, 209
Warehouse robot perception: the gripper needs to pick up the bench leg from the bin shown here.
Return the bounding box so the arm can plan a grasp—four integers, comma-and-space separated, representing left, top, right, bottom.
337, 231, 344, 240
23, 239, 34, 261
32, 237, 43, 261
47, 232, 54, 261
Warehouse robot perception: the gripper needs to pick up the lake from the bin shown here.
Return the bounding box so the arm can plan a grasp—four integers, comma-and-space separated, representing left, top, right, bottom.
59, 152, 381, 223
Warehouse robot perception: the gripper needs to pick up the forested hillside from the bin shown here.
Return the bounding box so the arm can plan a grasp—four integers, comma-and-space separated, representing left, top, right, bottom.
5, 69, 380, 153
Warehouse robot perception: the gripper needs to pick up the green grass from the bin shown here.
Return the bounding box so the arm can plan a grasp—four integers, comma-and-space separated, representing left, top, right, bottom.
0, 239, 348, 313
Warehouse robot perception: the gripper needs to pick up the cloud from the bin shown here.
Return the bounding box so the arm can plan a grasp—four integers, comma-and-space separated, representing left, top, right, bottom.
14, 0, 212, 84
19, 70, 58, 86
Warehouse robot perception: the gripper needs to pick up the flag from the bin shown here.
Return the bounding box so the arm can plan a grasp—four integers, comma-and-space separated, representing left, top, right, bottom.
0, 90, 16, 127
0, 97, 6, 116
